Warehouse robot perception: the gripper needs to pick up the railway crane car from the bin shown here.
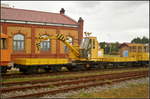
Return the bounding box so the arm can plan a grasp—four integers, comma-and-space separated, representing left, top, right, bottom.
13, 32, 149, 74
0, 33, 11, 73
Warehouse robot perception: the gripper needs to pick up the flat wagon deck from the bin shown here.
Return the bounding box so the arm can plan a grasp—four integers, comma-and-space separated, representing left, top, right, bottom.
14, 58, 70, 73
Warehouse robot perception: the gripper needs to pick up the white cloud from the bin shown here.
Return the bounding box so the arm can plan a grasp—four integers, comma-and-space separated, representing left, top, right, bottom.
1, 1, 149, 43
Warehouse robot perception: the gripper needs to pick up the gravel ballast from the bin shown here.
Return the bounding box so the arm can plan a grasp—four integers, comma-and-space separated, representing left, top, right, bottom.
1, 77, 149, 98
42, 77, 149, 98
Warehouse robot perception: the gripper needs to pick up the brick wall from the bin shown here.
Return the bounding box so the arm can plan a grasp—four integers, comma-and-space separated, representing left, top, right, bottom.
1, 22, 82, 60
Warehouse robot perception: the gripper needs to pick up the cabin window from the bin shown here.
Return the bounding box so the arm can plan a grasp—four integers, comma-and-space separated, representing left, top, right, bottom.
93, 39, 95, 49
129, 47, 132, 52
144, 46, 149, 52
40, 35, 50, 51
132, 46, 136, 52
138, 46, 142, 52
13, 34, 25, 51
64, 36, 73, 52
0, 38, 7, 49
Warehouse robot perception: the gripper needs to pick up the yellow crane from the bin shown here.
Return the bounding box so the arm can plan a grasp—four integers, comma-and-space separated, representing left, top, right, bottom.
36, 33, 104, 61
36, 33, 81, 60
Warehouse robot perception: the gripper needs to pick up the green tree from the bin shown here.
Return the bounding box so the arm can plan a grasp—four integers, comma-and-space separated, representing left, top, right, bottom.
99, 42, 120, 55
141, 36, 149, 44
114, 42, 119, 52
131, 36, 149, 44
100, 42, 106, 49
131, 37, 141, 43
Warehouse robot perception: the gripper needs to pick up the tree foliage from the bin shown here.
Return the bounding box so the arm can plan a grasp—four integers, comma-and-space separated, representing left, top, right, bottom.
99, 42, 120, 55
99, 36, 149, 55
131, 36, 149, 44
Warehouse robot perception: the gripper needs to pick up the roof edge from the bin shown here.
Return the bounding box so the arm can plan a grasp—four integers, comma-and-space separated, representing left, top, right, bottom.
0, 19, 79, 28
61, 14, 78, 24
1, 7, 78, 25
1, 7, 61, 15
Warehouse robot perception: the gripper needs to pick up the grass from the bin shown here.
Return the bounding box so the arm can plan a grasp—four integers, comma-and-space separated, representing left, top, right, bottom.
69, 80, 149, 98
1, 67, 148, 83
48, 85, 56, 88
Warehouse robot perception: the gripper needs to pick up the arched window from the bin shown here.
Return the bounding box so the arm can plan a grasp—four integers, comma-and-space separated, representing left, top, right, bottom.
0, 25, 2, 33
40, 35, 50, 51
64, 36, 73, 52
0, 38, 7, 49
13, 34, 24, 51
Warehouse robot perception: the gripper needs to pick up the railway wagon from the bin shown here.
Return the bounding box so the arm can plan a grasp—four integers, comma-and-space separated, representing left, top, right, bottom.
120, 43, 149, 66
14, 58, 69, 73
13, 33, 149, 74
0, 33, 11, 73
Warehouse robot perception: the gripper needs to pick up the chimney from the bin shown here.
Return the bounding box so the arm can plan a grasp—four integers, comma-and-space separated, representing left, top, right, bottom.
60, 8, 65, 15
78, 17, 84, 23
78, 17, 84, 44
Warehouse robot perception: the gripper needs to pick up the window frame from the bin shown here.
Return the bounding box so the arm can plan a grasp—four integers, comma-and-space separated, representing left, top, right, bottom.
13, 34, 25, 51
0, 38, 7, 49
0, 25, 3, 33
64, 36, 73, 53
40, 35, 51, 51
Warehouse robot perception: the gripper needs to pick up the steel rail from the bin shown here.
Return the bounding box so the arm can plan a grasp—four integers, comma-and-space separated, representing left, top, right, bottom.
5, 73, 148, 99
1, 70, 148, 93
2, 70, 148, 86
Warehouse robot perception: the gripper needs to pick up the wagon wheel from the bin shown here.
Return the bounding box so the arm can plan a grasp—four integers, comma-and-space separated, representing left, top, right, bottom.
19, 68, 27, 73
67, 66, 74, 71
44, 68, 50, 73
20, 68, 38, 74
0, 67, 7, 73
51, 66, 61, 72
73, 65, 87, 71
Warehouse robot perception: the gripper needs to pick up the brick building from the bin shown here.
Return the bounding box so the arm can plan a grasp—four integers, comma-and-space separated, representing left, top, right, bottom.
1, 7, 84, 60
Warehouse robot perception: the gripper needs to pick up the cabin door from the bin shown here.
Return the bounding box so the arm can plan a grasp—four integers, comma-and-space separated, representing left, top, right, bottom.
123, 50, 128, 57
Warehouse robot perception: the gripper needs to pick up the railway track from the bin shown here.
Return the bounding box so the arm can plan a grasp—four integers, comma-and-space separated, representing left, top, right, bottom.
1, 70, 148, 98
1, 69, 148, 86
1, 66, 147, 79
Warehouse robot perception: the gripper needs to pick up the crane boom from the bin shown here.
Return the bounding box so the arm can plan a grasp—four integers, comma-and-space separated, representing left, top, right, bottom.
36, 34, 80, 57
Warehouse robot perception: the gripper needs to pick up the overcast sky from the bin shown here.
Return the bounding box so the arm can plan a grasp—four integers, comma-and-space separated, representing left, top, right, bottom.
1, 1, 149, 43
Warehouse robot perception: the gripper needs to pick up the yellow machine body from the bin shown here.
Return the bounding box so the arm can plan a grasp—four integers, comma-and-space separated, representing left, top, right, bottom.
76, 35, 149, 63
14, 58, 69, 65
129, 52, 149, 61
97, 57, 137, 62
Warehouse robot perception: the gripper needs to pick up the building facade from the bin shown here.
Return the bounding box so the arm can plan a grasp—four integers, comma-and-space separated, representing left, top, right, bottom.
1, 7, 84, 60
119, 43, 149, 57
